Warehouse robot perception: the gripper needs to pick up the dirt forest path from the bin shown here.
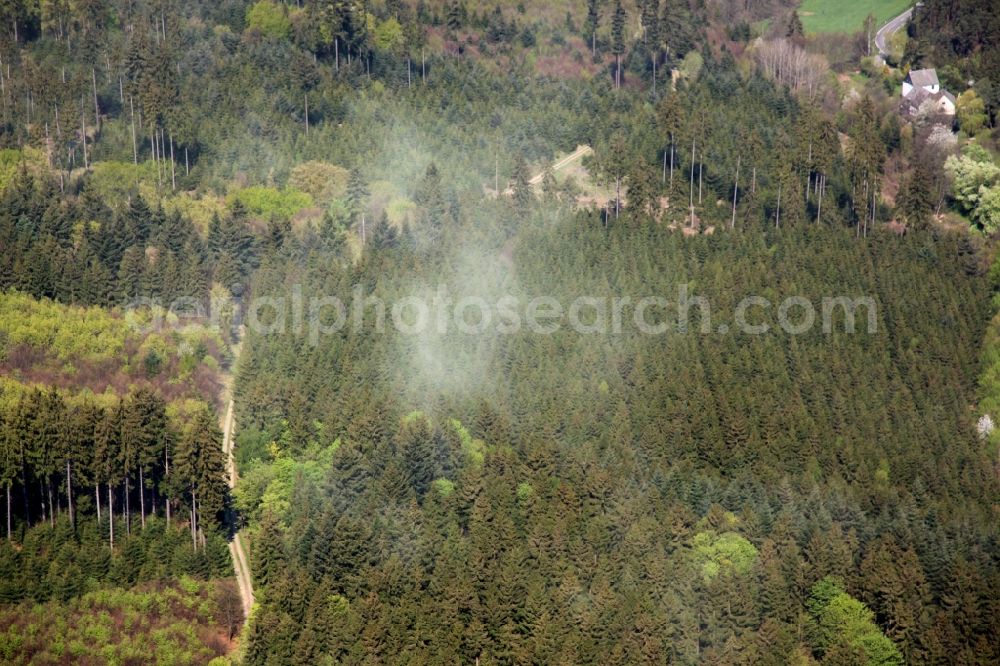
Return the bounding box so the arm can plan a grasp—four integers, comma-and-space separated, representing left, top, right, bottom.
528, 144, 593, 185
219, 333, 254, 623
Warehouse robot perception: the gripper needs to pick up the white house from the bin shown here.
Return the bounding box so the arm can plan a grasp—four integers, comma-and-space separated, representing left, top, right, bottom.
900, 68, 956, 118
902, 68, 940, 97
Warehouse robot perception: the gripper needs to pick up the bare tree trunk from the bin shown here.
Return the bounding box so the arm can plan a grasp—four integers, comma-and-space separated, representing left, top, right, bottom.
776, 184, 782, 229
95, 484, 101, 523
731, 156, 740, 229
169, 133, 176, 190
138, 467, 145, 529
615, 176, 620, 218
66, 460, 74, 529
190, 494, 197, 549
304, 94, 309, 135
130, 97, 137, 164
670, 136, 675, 188
81, 108, 88, 168
6, 484, 11, 541
689, 139, 696, 228
108, 481, 114, 550
124, 476, 131, 535
165, 448, 171, 528
698, 160, 703, 204
816, 173, 824, 223
91, 68, 99, 130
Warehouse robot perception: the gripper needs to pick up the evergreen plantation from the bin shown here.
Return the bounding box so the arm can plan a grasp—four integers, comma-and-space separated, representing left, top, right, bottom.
0, 0, 997, 664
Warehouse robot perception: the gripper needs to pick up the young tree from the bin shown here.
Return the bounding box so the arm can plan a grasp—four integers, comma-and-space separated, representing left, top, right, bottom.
611, 0, 626, 89
511, 153, 534, 215
174, 408, 226, 550
897, 162, 935, 229
585, 0, 601, 59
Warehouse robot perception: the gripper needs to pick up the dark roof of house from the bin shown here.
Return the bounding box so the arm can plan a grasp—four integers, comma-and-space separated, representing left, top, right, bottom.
907, 68, 940, 88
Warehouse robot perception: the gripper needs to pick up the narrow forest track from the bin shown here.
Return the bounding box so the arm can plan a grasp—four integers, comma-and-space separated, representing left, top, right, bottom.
528, 144, 593, 185
219, 339, 254, 623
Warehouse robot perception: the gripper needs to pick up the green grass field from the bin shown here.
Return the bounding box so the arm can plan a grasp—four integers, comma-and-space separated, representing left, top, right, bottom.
798, 0, 912, 35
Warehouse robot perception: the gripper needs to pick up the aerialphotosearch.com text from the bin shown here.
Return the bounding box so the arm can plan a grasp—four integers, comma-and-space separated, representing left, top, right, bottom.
126, 284, 878, 342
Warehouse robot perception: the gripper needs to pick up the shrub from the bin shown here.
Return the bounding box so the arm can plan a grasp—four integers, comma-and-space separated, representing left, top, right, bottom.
245, 1, 291, 39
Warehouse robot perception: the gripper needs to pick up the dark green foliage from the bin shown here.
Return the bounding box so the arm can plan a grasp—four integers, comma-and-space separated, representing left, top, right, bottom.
237, 211, 999, 663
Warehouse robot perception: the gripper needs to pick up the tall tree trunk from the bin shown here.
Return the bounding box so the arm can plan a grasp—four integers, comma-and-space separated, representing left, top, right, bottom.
81, 108, 88, 168
169, 133, 176, 190
190, 493, 197, 549
615, 176, 620, 218
95, 484, 101, 522
47, 478, 54, 527
129, 97, 137, 165
108, 481, 114, 550
66, 460, 73, 529
138, 467, 145, 529
816, 173, 824, 223
21, 465, 29, 526
670, 136, 675, 189
731, 156, 740, 229
165, 447, 171, 528
776, 184, 782, 229
91, 68, 99, 130
6, 483, 11, 541
689, 139, 696, 228
124, 476, 131, 535
698, 161, 703, 204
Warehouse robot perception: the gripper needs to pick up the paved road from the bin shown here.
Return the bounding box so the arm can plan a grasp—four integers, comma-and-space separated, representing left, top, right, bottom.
875, 6, 914, 57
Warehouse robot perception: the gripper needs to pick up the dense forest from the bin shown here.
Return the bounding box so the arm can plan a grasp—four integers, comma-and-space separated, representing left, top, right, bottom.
0, 0, 998, 664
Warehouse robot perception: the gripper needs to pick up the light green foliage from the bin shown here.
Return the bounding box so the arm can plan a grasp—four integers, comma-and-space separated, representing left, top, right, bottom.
432, 478, 455, 496
288, 161, 350, 206
87, 161, 160, 208
691, 530, 758, 580
945, 146, 1000, 230
0, 291, 129, 362
447, 419, 486, 465
233, 437, 338, 522
808, 577, 904, 665
679, 51, 703, 81
0, 580, 232, 664
374, 18, 405, 54
974, 181, 1000, 233
229, 185, 313, 221
0, 147, 47, 192
957, 90, 988, 135
246, 1, 291, 39
385, 197, 417, 225
162, 192, 228, 234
